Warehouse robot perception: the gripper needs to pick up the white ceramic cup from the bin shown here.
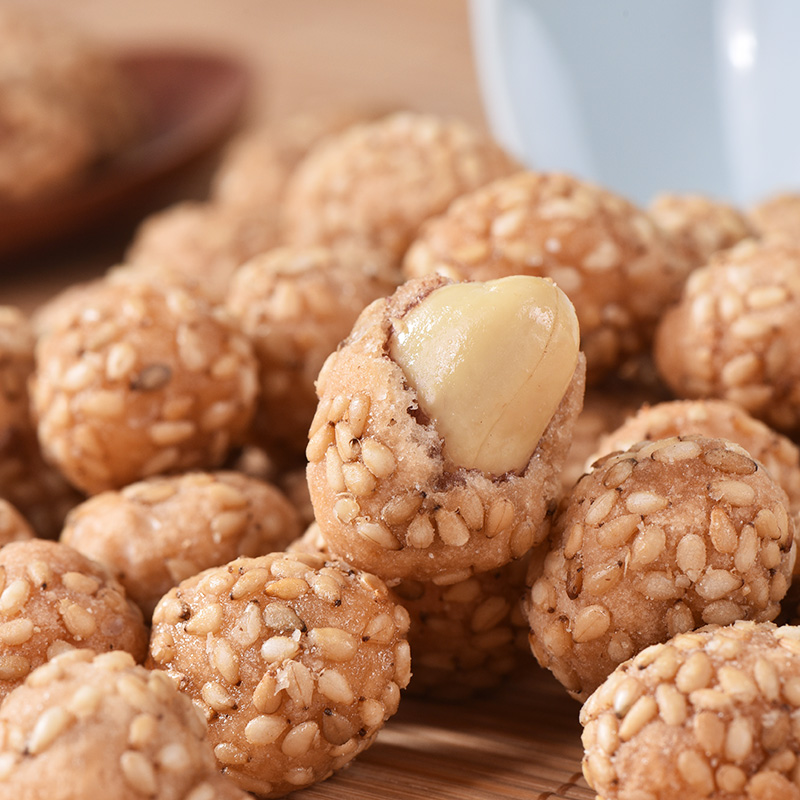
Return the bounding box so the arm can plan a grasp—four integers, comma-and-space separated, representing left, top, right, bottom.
469, 0, 800, 207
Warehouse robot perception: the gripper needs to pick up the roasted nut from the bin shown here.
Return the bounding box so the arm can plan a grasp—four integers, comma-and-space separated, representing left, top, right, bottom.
581, 622, 800, 800
527, 435, 795, 701
654, 239, 800, 433
307, 274, 585, 582
648, 192, 755, 270
31, 279, 259, 494
61, 471, 302, 618
0, 539, 148, 701
389, 276, 579, 475
403, 171, 685, 383
125, 202, 279, 305
281, 111, 519, 261
148, 552, 411, 797
0, 649, 249, 799
590, 398, 800, 519
226, 243, 399, 456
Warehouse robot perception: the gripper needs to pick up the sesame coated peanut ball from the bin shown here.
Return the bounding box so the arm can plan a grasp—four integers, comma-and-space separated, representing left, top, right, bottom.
226, 244, 399, 456
31, 281, 259, 494
749, 191, 800, 243
211, 108, 376, 212
592, 399, 800, 517
306, 274, 585, 582
0, 539, 148, 702
290, 523, 532, 700
0, 648, 250, 800
148, 551, 412, 797
281, 111, 519, 261
527, 435, 795, 702
125, 201, 280, 305
581, 622, 800, 800
654, 239, 800, 433
403, 171, 687, 384
648, 192, 755, 270
61, 471, 302, 618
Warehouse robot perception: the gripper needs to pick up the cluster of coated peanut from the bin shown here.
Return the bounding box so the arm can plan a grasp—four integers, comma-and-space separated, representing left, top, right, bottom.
9, 38, 800, 797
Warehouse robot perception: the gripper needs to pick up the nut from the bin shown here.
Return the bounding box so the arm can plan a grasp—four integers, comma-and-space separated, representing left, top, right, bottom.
388, 276, 579, 475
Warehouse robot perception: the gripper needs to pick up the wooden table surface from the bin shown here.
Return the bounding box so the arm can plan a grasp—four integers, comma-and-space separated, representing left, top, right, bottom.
2, 3, 595, 798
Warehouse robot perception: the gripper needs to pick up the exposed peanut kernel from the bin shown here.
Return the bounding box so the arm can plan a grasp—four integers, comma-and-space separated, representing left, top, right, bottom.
389, 276, 579, 474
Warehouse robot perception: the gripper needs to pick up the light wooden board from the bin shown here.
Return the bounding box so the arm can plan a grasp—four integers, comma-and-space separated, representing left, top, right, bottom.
290, 667, 594, 800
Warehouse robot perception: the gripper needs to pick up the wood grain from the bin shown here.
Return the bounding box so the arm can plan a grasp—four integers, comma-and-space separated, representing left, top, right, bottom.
290, 667, 594, 800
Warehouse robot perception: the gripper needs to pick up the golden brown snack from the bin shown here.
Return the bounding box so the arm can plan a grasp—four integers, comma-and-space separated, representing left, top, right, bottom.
593, 399, 800, 516
394, 557, 532, 700
749, 191, 800, 243
281, 111, 519, 261
307, 275, 585, 582
0, 648, 249, 800
148, 551, 411, 797
211, 108, 375, 211
581, 621, 800, 800
31, 281, 258, 494
0, 499, 34, 547
125, 201, 279, 305
649, 192, 755, 269
0, 3, 141, 203
227, 244, 398, 455
654, 239, 800, 433
61, 471, 302, 618
559, 386, 660, 496
404, 171, 686, 384
0, 539, 147, 701
290, 523, 532, 700
527, 436, 795, 701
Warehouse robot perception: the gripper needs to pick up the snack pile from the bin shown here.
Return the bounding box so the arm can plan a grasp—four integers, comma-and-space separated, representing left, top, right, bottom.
8, 14, 800, 795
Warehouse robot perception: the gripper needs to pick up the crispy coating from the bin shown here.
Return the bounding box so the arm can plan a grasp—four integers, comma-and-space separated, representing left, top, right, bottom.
0, 4, 141, 203
61, 471, 302, 618
211, 108, 375, 211
581, 621, 800, 800
526, 436, 795, 702
0, 648, 249, 800
0, 539, 147, 701
560, 386, 660, 496
281, 111, 519, 261
31, 281, 258, 494
306, 275, 585, 582
393, 557, 531, 700
654, 239, 800, 433
404, 171, 686, 384
125, 201, 279, 305
749, 192, 800, 243
227, 244, 399, 455
649, 192, 755, 269
291, 523, 532, 699
148, 551, 411, 797
593, 399, 800, 518
0, 499, 34, 547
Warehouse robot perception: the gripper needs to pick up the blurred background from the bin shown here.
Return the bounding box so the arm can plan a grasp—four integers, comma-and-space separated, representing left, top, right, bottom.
5, 0, 487, 306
